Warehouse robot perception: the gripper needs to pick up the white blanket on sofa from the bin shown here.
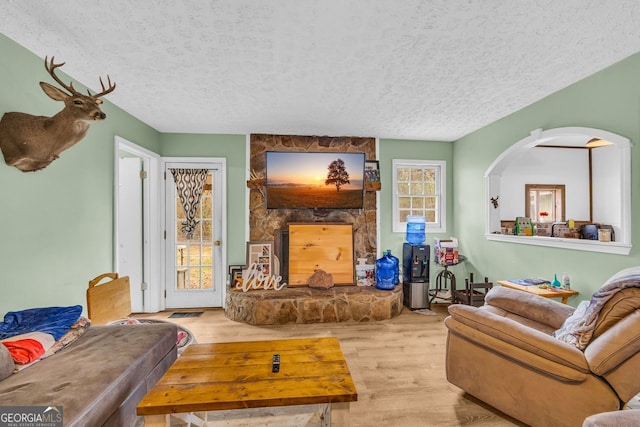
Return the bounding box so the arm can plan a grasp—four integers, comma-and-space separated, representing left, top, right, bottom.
553, 266, 640, 350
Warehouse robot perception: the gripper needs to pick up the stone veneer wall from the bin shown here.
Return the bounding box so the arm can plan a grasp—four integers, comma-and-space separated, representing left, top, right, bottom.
249, 134, 377, 265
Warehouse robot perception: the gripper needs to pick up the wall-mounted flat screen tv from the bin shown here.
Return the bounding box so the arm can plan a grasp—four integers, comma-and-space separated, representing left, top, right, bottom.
266, 151, 365, 209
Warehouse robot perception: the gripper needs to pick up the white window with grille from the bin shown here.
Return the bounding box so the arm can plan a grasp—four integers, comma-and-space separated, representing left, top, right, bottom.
392, 159, 446, 233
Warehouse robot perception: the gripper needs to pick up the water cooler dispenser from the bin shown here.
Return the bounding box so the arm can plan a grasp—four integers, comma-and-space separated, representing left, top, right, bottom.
402, 243, 430, 309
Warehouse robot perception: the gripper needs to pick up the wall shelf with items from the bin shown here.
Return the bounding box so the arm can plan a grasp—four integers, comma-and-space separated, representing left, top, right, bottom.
486, 233, 630, 255
485, 127, 631, 255
364, 181, 381, 191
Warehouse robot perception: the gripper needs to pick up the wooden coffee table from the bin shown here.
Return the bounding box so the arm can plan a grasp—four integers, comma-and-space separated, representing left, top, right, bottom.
137, 337, 357, 426
497, 280, 579, 304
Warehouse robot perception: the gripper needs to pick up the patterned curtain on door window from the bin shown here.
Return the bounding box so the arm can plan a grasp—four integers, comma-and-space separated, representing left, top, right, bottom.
170, 168, 208, 240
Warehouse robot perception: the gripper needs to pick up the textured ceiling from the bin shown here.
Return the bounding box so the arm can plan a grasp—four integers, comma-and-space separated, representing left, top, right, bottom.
2, 1, 640, 141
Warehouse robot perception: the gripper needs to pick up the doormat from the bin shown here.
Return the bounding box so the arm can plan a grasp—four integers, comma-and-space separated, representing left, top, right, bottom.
169, 311, 204, 318
414, 308, 437, 316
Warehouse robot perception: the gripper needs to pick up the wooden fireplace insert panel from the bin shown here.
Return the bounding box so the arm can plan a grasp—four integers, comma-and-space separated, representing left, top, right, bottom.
287, 223, 355, 286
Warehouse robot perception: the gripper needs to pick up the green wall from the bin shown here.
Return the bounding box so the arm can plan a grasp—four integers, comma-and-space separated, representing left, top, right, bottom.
0, 34, 160, 314
454, 52, 640, 302
3, 29, 639, 314
159, 133, 247, 266
378, 139, 455, 284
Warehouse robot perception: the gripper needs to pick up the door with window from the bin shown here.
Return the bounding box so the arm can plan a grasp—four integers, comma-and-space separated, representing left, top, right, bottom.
165, 161, 224, 308
525, 184, 566, 222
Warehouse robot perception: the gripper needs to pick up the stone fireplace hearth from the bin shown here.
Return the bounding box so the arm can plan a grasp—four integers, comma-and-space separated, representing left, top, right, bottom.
225, 285, 402, 325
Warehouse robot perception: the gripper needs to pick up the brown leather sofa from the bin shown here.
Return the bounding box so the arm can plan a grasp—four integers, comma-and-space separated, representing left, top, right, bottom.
0, 323, 177, 426
445, 284, 640, 427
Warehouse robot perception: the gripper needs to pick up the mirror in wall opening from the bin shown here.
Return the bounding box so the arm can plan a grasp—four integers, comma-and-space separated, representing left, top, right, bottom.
485, 127, 631, 255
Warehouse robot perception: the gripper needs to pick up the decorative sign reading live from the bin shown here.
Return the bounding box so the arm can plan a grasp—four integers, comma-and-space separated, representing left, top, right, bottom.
236, 262, 286, 292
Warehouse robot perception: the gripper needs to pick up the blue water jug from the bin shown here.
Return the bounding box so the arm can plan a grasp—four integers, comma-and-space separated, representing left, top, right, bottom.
406, 215, 426, 245
375, 252, 395, 290
386, 250, 399, 285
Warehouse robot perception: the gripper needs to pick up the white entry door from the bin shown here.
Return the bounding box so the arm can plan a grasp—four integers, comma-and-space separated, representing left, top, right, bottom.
117, 156, 144, 312
115, 136, 162, 314
164, 161, 224, 308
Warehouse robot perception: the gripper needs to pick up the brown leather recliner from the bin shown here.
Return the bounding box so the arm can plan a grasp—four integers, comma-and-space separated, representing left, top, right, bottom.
445, 283, 640, 427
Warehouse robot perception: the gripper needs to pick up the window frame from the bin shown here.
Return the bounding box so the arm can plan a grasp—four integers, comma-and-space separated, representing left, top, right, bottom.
525, 184, 566, 222
392, 159, 446, 233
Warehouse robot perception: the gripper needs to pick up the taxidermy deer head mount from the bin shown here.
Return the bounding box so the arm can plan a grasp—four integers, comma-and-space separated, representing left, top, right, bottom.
0, 56, 116, 172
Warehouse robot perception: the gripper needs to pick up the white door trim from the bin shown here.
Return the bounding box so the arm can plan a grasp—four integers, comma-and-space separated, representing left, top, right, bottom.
114, 136, 162, 313
161, 157, 227, 309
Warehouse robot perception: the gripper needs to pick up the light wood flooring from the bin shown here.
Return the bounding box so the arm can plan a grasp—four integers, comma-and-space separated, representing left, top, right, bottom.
138, 303, 525, 427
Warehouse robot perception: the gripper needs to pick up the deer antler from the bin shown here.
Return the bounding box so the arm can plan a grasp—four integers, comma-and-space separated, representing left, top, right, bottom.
91, 75, 116, 98
44, 56, 78, 95
45, 56, 116, 99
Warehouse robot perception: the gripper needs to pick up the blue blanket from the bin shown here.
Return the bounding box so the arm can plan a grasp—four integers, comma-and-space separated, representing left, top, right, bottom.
0, 305, 82, 341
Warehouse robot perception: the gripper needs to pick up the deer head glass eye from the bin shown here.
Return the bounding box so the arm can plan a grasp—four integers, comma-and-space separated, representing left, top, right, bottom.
73, 100, 83, 105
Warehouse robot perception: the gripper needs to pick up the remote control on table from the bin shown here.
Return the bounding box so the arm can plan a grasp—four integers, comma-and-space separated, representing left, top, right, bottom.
272, 354, 280, 373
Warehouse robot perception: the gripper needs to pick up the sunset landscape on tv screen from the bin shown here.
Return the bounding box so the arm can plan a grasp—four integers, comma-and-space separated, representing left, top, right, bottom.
266, 151, 365, 209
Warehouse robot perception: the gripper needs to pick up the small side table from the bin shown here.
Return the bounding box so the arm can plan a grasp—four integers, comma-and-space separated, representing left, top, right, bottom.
497, 280, 579, 304
429, 255, 466, 307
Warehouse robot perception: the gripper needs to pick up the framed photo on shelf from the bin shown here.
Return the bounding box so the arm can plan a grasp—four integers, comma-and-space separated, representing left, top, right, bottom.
364, 160, 381, 191
365, 160, 380, 182
245, 241, 273, 276
228, 265, 245, 289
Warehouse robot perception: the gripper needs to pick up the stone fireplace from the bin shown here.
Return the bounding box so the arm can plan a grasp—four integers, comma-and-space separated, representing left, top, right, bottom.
224, 134, 403, 325
249, 134, 377, 263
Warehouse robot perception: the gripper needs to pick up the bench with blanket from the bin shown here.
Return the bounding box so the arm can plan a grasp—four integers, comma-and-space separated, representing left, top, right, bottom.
0, 274, 177, 426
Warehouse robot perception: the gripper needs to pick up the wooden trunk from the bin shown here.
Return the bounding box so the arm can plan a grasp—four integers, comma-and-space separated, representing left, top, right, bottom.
287, 223, 354, 286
